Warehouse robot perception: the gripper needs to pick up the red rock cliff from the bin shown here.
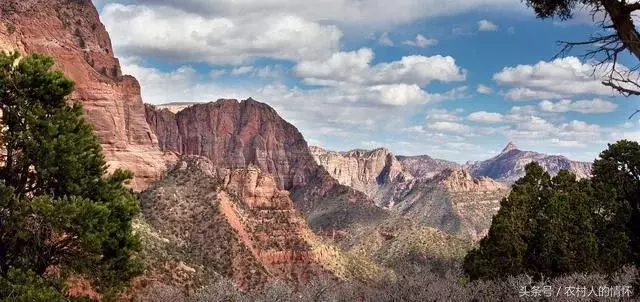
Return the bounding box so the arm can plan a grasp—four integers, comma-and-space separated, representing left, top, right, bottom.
145, 99, 319, 191
146, 99, 389, 231
0, 0, 171, 189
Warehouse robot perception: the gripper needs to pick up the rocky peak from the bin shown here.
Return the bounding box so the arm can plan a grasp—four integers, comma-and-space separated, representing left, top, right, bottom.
145, 98, 319, 191
470, 143, 592, 182
501, 141, 519, 153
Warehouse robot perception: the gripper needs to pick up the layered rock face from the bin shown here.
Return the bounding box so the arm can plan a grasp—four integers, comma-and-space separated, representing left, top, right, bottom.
385, 169, 508, 240
468, 142, 592, 183
146, 99, 319, 191
145, 100, 388, 231
139, 157, 330, 289
396, 155, 461, 179
309, 146, 408, 199
0, 0, 170, 189
310, 146, 508, 239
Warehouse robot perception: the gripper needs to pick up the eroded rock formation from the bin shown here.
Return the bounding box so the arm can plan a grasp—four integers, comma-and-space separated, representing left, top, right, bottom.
145, 100, 388, 232
0, 0, 172, 189
310, 146, 508, 239
139, 156, 330, 289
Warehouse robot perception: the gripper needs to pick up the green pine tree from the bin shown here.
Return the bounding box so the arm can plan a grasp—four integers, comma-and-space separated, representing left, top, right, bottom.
0, 51, 142, 300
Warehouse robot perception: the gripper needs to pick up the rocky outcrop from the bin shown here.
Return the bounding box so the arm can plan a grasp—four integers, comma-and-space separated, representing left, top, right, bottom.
375, 169, 508, 240
139, 156, 331, 289
0, 0, 171, 189
145, 100, 388, 232
309, 146, 408, 199
468, 142, 592, 183
310, 146, 508, 239
396, 155, 461, 179
146, 99, 319, 191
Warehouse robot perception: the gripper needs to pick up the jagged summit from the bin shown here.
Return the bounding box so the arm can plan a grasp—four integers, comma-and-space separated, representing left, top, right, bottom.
501, 141, 519, 153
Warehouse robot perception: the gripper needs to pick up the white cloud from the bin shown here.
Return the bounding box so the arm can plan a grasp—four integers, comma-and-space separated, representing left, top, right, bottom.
476, 84, 493, 94
293, 48, 466, 87
378, 32, 394, 46
255, 65, 287, 78
101, 3, 343, 65
231, 66, 255, 75
478, 19, 498, 31
426, 109, 462, 121
106, 0, 522, 27
403, 34, 438, 48
467, 111, 504, 123
209, 69, 227, 78
538, 98, 618, 114
493, 57, 622, 100
427, 121, 471, 133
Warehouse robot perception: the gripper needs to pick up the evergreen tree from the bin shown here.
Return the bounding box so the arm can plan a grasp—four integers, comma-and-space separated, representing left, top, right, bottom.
464, 163, 604, 280
591, 140, 640, 267
0, 51, 141, 300
465, 141, 640, 281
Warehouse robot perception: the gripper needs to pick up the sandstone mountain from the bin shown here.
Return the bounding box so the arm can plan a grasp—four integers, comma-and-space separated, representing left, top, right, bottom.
396, 155, 461, 178
145, 100, 389, 232
468, 142, 592, 183
378, 169, 508, 240
309, 146, 408, 199
309, 146, 508, 239
138, 156, 331, 290
0, 0, 171, 189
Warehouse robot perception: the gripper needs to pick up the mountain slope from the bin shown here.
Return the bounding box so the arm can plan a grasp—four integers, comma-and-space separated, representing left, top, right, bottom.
145, 100, 389, 232
396, 155, 461, 179
309, 146, 508, 239
468, 142, 592, 182
138, 156, 333, 290
0, 0, 171, 189
380, 169, 508, 240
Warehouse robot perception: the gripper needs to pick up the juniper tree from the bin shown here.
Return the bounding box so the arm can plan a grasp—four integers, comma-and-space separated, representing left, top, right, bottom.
0, 51, 141, 300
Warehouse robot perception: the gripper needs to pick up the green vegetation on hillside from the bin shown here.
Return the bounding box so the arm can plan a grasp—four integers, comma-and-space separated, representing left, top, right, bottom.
0, 51, 141, 300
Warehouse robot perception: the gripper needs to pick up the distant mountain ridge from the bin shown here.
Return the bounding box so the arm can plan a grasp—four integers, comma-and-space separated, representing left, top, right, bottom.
467, 142, 592, 182
309, 146, 508, 240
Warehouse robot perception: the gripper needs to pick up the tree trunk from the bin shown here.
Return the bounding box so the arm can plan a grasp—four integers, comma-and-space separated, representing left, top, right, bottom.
602, 0, 640, 62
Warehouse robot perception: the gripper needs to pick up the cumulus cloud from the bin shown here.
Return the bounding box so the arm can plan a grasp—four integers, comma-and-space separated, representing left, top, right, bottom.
293, 48, 466, 87
476, 84, 493, 94
108, 0, 522, 27
101, 3, 343, 64
231, 66, 255, 76
478, 19, 499, 31
493, 57, 618, 100
403, 34, 438, 48
428, 121, 471, 133
538, 98, 618, 114
468, 111, 504, 123
426, 109, 463, 121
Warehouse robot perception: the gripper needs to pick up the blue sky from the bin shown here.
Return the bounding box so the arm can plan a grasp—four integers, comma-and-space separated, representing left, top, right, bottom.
93, 0, 640, 163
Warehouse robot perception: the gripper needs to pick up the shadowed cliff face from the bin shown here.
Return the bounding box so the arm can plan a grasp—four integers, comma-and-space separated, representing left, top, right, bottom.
145, 100, 389, 232
0, 0, 172, 189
